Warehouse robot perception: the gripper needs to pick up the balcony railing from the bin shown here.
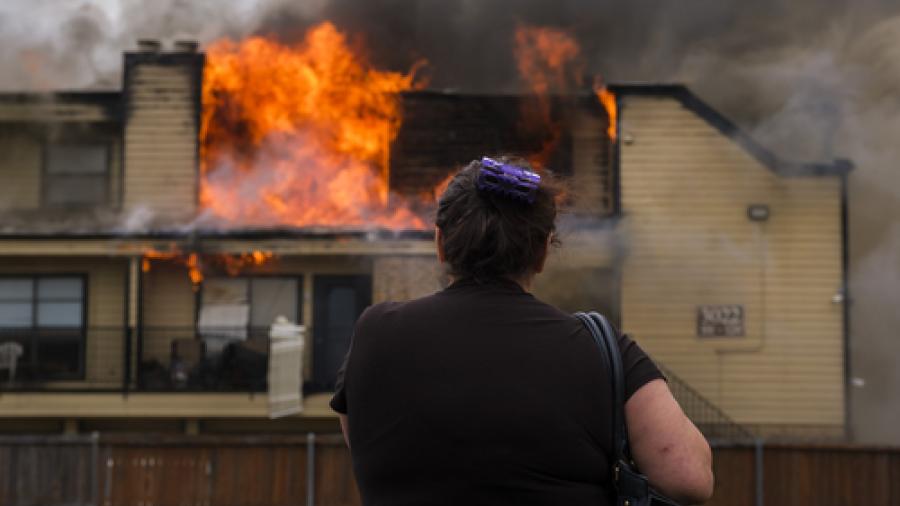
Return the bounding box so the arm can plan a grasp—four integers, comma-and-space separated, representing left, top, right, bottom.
137, 327, 270, 393
0, 326, 272, 393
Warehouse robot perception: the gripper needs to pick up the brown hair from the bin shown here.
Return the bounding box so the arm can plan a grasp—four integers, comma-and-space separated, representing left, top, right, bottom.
435, 156, 562, 282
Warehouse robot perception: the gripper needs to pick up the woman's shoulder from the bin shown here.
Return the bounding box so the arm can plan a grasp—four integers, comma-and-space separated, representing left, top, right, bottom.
356, 291, 443, 329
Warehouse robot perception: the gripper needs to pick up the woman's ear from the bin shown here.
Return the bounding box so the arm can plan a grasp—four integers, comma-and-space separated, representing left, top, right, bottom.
435, 227, 446, 264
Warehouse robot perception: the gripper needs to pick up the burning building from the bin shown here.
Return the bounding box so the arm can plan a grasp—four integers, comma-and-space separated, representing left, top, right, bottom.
0, 26, 849, 439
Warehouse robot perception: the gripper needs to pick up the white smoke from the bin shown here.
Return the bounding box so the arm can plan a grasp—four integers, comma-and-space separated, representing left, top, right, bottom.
0, 0, 312, 91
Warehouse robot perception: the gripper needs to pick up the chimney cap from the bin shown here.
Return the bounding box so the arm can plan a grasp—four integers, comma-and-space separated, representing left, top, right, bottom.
173, 40, 199, 53
137, 40, 161, 53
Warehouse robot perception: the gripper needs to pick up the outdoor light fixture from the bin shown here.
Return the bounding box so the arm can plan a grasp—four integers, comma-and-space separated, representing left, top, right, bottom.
747, 204, 770, 222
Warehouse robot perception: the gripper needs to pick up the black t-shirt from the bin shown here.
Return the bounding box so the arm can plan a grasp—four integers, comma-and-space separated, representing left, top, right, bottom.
330, 278, 664, 506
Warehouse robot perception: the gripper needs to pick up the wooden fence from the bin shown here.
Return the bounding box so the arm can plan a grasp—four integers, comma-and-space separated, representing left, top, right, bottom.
1, 435, 899, 506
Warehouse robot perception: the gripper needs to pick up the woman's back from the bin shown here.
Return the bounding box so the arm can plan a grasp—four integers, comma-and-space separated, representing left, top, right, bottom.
331, 277, 663, 506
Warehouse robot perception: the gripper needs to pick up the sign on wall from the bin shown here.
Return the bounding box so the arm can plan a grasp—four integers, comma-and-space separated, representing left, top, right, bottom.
697, 305, 744, 337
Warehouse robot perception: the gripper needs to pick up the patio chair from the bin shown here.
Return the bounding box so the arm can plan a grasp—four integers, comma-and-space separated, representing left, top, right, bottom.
0, 341, 24, 383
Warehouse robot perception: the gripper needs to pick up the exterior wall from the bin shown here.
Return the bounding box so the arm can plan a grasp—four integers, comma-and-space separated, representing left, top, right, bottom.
571, 108, 614, 215
372, 256, 441, 303
0, 125, 124, 212
619, 95, 845, 435
123, 55, 201, 220
141, 262, 197, 364
0, 129, 41, 209
0, 257, 127, 386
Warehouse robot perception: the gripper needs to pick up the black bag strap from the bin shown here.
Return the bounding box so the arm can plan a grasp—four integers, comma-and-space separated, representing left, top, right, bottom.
574, 311, 628, 462
576, 312, 684, 506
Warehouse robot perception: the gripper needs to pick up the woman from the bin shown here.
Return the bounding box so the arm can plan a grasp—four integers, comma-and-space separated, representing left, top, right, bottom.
331, 157, 714, 505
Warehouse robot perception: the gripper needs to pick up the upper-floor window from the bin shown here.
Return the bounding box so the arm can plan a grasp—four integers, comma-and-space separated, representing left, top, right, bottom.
43, 143, 109, 207
0, 276, 85, 381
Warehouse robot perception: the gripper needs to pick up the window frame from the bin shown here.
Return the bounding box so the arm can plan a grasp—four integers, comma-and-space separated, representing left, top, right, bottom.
0, 273, 88, 381
41, 141, 112, 209
197, 275, 304, 338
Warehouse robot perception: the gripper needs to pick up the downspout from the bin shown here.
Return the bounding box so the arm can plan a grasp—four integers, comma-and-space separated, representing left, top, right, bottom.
126, 256, 141, 393
122, 260, 131, 396
754, 438, 765, 506
840, 172, 851, 440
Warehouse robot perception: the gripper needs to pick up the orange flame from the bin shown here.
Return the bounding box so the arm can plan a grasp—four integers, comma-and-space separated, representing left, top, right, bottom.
593, 79, 617, 140
221, 251, 275, 276
513, 25, 583, 167
141, 247, 274, 290
514, 25, 583, 96
200, 22, 429, 230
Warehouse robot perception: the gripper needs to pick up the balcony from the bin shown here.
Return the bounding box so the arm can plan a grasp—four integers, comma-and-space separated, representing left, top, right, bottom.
0, 326, 288, 394
137, 327, 270, 393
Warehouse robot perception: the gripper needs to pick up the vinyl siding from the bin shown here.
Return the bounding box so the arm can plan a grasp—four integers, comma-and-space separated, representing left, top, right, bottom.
141, 262, 197, 364
619, 96, 844, 432
123, 64, 198, 219
0, 130, 41, 209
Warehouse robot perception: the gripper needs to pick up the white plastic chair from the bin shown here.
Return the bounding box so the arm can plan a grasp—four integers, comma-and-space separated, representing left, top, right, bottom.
0, 342, 24, 382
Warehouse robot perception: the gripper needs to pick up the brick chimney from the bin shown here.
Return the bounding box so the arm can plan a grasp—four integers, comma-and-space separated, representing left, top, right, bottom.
122, 40, 204, 222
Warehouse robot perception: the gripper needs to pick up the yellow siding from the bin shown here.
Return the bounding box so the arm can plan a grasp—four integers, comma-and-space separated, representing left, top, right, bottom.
619, 96, 844, 432
0, 130, 41, 208
0, 257, 126, 386
123, 64, 198, 219
141, 262, 197, 363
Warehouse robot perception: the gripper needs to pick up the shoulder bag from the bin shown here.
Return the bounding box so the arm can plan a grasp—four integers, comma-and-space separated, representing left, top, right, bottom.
574, 311, 682, 506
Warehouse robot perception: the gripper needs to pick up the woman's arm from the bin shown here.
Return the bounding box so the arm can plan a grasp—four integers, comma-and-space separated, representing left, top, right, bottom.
339, 414, 350, 449
625, 379, 714, 504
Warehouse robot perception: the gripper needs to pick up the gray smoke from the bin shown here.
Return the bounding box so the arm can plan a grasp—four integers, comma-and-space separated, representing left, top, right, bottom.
2, 0, 900, 443
0, 0, 296, 90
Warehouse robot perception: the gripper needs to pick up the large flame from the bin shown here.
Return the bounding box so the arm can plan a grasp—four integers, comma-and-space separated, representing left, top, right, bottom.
513, 25, 583, 167
200, 22, 428, 230
514, 25, 583, 96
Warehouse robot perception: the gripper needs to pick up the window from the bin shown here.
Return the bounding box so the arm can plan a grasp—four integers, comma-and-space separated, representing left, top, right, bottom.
0, 276, 85, 380
198, 277, 301, 342
43, 143, 109, 206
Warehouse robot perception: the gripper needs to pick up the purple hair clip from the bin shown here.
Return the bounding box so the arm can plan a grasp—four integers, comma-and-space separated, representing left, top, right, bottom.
477, 157, 541, 204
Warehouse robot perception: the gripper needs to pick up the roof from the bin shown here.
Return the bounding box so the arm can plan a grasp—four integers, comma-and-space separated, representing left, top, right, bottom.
0, 91, 122, 123
609, 84, 853, 177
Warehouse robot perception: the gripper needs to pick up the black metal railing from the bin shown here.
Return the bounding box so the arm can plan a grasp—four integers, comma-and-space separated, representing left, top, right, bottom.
0, 326, 125, 391
136, 327, 270, 393
659, 364, 755, 443
0, 326, 273, 393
